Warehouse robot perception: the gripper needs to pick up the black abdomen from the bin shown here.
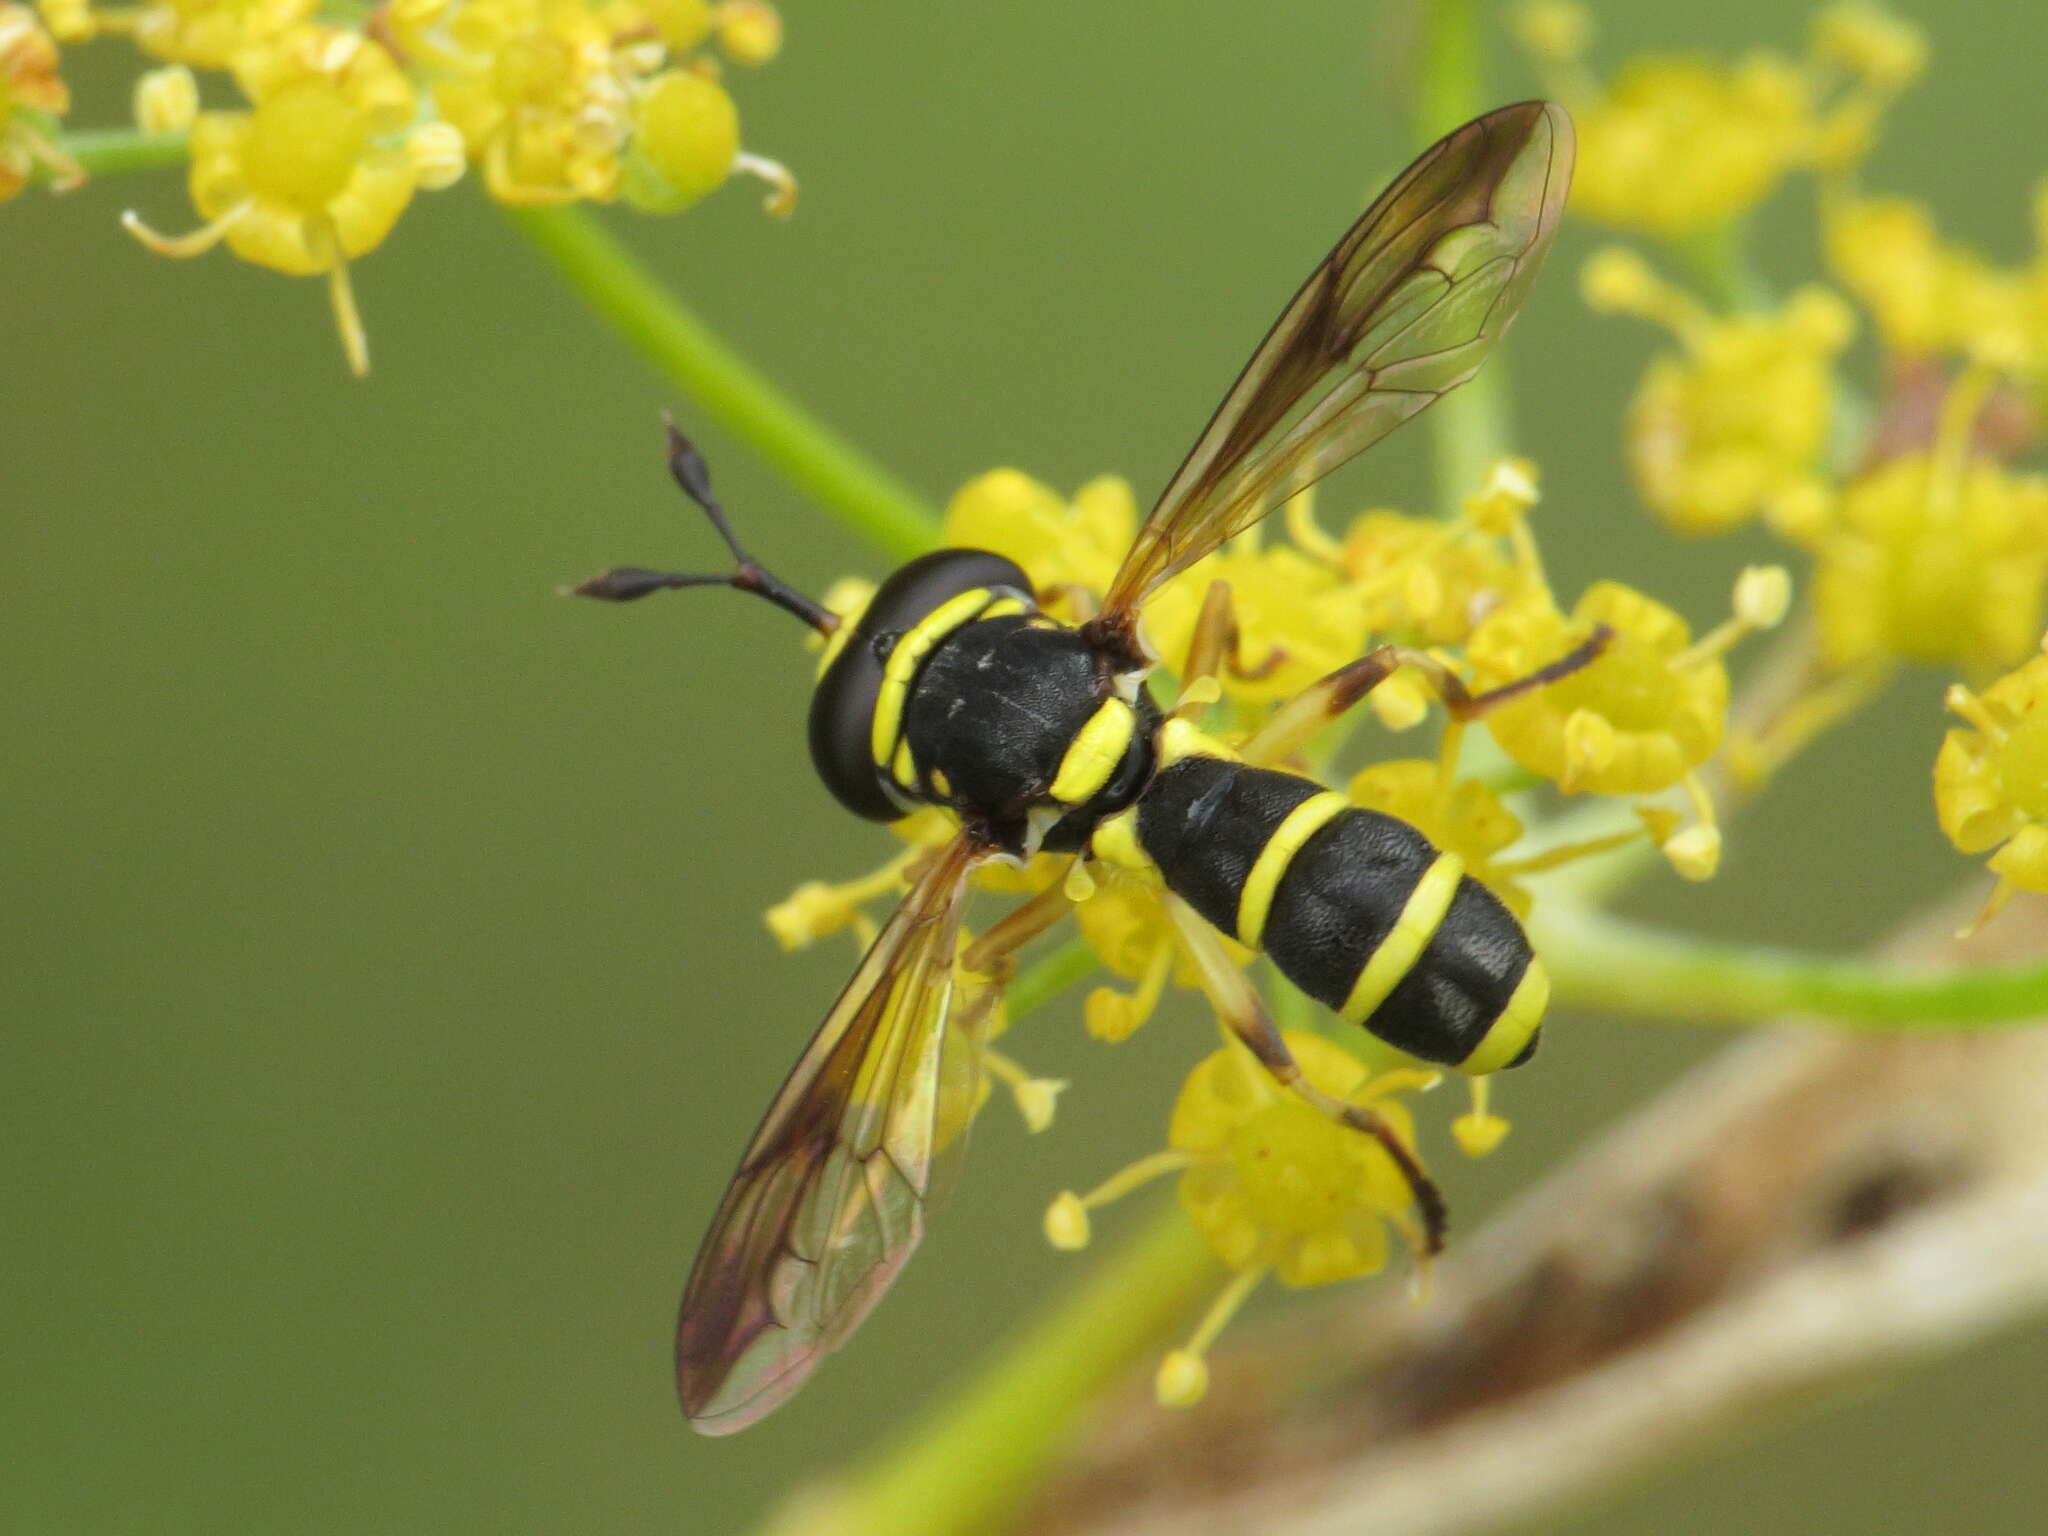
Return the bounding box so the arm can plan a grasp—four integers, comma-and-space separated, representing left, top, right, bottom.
1134, 756, 1543, 1072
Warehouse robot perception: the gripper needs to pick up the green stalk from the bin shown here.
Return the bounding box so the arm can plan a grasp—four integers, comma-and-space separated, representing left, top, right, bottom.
504, 204, 938, 562
1006, 938, 1100, 1025
51, 128, 188, 181
1539, 902, 2048, 1029
1411, 0, 1509, 504
776, 1207, 1215, 1536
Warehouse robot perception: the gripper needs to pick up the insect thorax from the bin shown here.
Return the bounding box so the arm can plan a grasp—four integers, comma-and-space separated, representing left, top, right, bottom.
808, 548, 1160, 854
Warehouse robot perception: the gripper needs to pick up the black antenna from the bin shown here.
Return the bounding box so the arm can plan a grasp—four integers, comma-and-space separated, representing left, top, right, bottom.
568, 420, 839, 637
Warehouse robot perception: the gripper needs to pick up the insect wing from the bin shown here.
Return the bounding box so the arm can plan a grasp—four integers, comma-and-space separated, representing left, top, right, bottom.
1097, 101, 1574, 630
675, 834, 988, 1434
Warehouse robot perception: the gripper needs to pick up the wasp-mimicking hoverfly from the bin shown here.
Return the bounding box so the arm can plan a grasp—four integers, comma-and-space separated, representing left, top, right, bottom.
577, 101, 1590, 1433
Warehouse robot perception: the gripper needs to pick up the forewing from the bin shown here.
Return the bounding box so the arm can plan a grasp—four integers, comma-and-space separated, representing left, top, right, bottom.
1098, 101, 1574, 627
674, 834, 988, 1434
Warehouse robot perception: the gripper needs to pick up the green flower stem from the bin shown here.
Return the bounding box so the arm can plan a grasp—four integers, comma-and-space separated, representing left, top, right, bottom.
1006, 937, 1100, 1025
503, 203, 938, 563
51, 128, 188, 181
1411, 0, 1510, 508
1539, 901, 2048, 1030
1670, 217, 1772, 314
785, 1205, 1216, 1536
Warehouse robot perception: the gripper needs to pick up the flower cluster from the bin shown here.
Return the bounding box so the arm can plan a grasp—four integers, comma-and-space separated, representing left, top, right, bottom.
1549, 4, 2048, 923
26, 0, 789, 371
769, 453, 1782, 1400
1513, 0, 1924, 236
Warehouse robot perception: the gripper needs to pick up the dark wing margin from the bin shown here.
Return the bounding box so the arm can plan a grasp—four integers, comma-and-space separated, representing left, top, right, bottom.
1090, 101, 1574, 652
675, 833, 989, 1434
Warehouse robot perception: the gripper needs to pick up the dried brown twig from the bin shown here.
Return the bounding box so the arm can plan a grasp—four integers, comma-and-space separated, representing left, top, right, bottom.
1025, 892, 2048, 1536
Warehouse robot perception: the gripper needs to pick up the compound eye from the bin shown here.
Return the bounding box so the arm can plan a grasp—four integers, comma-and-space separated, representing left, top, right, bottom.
807, 549, 1032, 820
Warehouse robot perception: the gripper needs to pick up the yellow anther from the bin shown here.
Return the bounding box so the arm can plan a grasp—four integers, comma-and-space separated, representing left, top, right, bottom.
1452, 1075, 1511, 1157
1561, 707, 1619, 793
1043, 1192, 1090, 1251
983, 1049, 1065, 1133
1155, 1349, 1209, 1409
1733, 565, 1793, 630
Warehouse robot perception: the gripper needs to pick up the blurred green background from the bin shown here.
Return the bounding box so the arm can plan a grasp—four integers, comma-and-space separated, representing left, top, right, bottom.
6, 2, 2045, 1532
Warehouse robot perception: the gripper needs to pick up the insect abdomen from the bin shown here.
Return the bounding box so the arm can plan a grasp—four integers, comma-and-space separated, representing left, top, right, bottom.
1134, 757, 1544, 1073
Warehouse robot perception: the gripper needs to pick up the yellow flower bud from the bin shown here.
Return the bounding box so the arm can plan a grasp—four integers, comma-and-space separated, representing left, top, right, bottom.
133, 64, 198, 136
716, 0, 780, 65
626, 69, 738, 212
406, 120, 468, 191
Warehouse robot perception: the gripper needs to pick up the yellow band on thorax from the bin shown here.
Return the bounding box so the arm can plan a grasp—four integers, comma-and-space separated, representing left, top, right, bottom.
1235, 791, 1349, 949
1339, 851, 1464, 1027
868, 587, 1004, 772
1050, 697, 1137, 805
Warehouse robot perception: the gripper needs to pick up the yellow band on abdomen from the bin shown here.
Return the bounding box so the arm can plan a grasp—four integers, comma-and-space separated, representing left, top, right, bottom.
1458, 956, 1548, 1075
1235, 792, 1350, 949
1339, 851, 1465, 1027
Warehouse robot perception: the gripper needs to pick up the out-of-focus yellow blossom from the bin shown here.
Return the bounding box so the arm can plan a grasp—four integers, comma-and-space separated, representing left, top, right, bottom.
1811, 2, 1926, 89
1046, 1031, 1433, 1407
118, 0, 317, 69
1566, 52, 1813, 236
1812, 449, 2048, 673
940, 469, 1136, 620
1518, 3, 1924, 236
122, 25, 420, 376
1827, 194, 2033, 365
1, 1, 78, 200
714, 0, 778, 64
1936, 648, 2048, 928
1587, 246, 1855, 534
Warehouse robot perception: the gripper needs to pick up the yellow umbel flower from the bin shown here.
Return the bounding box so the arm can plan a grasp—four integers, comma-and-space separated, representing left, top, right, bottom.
1588, 248, 1854, 535
1, 2, 78, 199
121, 25, 419, 376
623, 66, 737, 211
1468, 581, 1729, 797
1169, 1033, 1423, 1286
1566, 52, 1813, 237
401, 0, 638, 205
1937, 650, 2048, 929
1812, 450, 2048, 673
123, 0, 313, 67
1827, 194, 2032, 365
1144, 542, 1372, 706
1046, 1032, 1434, 1407
1334, 509, 1523, 647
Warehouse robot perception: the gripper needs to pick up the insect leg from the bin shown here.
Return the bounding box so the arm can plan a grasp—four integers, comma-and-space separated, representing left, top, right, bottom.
959, 875, 1077, 985
1159, 891, 1447, 1254
1240, 627, 1613, 766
